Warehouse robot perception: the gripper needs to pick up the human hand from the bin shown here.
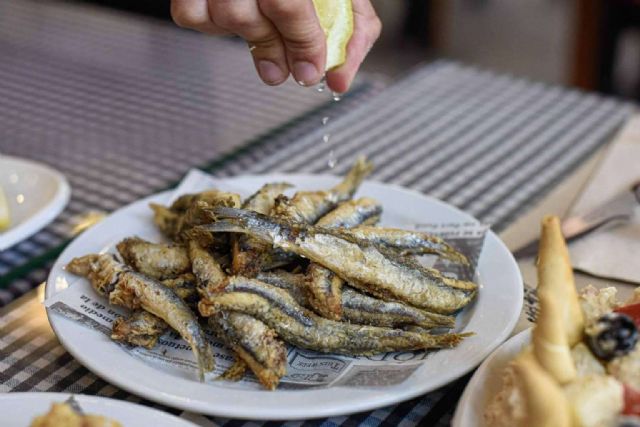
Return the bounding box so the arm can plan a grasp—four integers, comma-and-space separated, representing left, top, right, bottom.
170, 0, 381, 92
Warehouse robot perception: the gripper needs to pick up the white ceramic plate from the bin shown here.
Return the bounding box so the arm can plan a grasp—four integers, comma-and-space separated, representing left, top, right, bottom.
452, 328, 532, 427
0, 155, 71, 251
0, 392, 196, 427
46, 174, 523, 420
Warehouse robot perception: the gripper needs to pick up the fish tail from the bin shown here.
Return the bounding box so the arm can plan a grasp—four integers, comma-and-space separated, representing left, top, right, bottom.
434, 331, 474, 348
342, 156, 373, 192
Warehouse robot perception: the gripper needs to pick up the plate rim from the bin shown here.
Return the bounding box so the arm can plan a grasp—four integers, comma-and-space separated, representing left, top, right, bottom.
451, 328, 532, 427
1, 392, 197, 427
0, 155, 71, 251
45, 173, 523, 420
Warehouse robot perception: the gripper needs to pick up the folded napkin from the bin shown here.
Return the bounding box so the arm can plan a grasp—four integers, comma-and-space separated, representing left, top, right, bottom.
568, 116, 640, 284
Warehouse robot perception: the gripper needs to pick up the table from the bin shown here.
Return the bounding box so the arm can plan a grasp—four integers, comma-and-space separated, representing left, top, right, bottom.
0, 0, 634, 426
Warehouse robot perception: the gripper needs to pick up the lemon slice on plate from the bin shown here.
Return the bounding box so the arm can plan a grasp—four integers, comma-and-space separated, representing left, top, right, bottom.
312, 0, 354, 70
0, 185, 10, 231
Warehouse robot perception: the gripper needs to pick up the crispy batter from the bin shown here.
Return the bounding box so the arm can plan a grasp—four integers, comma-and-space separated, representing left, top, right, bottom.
161, 273, 199, 306
218, 357, 248, 382
188, 240, 226, 293
150, 190, 241, 242
209, 312, 287, 390
111, 310, 168, 349
117, 237, 190, 280
305, 263, 343, 320
67, 254, 214, 381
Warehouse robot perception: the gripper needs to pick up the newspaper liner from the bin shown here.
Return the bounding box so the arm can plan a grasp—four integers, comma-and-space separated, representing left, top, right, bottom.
45, 169, 488, 390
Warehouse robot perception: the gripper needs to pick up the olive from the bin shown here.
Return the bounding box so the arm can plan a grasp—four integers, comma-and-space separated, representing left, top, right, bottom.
587, 313, 638, 361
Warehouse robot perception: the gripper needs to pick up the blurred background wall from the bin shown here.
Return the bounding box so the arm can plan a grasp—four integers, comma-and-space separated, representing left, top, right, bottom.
63, 0, 640, 99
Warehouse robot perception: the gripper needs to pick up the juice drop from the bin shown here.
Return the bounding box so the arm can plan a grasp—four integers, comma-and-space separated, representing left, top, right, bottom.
327, 150, 337, 168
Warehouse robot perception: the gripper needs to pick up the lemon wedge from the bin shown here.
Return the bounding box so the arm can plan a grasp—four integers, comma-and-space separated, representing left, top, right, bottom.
0, 185, 10, 231
312, 0, 354, 70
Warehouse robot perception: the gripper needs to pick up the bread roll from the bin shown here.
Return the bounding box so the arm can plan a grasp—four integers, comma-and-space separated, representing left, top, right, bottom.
485, 350, 573, 427
533, 287, 577, 384
537, 215, 584, 346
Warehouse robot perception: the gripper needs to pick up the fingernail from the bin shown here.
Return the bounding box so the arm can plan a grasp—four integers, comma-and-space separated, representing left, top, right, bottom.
293, 61, 320, 86
257, 60, 286, 84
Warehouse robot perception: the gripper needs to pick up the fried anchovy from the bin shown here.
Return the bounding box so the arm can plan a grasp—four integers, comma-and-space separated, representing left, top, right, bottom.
171, 190, 241, 212
244, 183, 293, 214
342, 226, 468, 265
150, 191, 240, 242
199, 277, 469, 355
315, 197, 382, 228
111, 273, 200, 349
256, 271, 454, 329
341, 287, 455, 329
201, 208, 477, 314
67, 254, 214, 381
149, 204, 181, 239
255, 271, 309, 305
272, 156, 373, 224
112, 310, 168, 349
304, 197, 381, 319
305, 263, 343, 320
187, 240, 287, 388
116, 237, 190, 280
161, 273, 199, 306
188, 240, 227, 293
208, 312, 287, 390
232, 183, 293, 277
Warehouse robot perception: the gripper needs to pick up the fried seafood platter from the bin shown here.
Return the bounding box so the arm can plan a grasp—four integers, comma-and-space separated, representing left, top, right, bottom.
62, 158, 475, 390
46, 158, 523, 418
476, 217, 640, 427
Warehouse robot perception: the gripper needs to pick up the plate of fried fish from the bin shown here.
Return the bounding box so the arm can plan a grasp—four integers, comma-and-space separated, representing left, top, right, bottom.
2, 392, 196, 427
45, 158, 523, 420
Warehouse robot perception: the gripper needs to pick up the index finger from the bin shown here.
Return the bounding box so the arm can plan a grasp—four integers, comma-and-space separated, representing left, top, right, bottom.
258, 0, 326, 86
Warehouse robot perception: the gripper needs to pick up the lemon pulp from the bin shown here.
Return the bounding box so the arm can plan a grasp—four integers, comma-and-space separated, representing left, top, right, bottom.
312, 0, 354, 70
0, 185, 10, 231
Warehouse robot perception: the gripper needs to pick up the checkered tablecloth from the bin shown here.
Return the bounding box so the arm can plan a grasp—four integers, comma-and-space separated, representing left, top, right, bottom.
0, 0, 635, 426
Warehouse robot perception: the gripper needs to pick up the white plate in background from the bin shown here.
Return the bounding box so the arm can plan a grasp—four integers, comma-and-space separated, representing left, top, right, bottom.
0, 392, 196, 427
452, 328, 532, 427
46, 174, 523, 420
0, 155, 70, 251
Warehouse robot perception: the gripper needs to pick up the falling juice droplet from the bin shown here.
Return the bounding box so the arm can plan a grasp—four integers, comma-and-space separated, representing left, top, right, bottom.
322, 134, 330, 143
317, 76, 326, 93
322, 116, 329, 125
327, 150, 337, 168
332, 92, 341, 102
